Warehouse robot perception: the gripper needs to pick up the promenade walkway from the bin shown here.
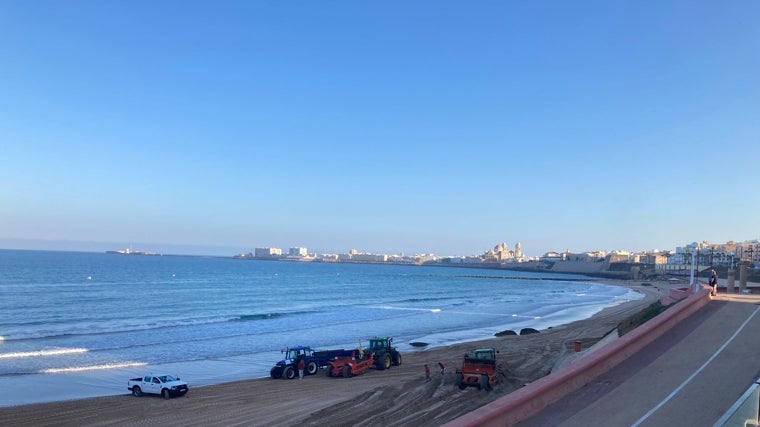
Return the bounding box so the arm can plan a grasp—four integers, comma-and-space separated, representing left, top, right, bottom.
516, 293, 760, 427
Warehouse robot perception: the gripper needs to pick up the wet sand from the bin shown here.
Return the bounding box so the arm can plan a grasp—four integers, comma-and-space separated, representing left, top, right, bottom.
0, 280, 667, 427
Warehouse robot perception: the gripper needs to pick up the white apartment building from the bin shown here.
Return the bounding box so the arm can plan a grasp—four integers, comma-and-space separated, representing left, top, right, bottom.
254, 247, 282, 258
289, 247, 308, 257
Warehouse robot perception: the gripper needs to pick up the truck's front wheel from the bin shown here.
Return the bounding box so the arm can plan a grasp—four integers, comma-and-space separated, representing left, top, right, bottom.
132, 386, 142, 397
162, 389, 171, 399
456, 373, 465, 390
479, 374, 490, 391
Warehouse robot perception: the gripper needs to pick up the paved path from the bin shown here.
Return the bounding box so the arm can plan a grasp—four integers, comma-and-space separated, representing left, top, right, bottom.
517, 293, 760, 427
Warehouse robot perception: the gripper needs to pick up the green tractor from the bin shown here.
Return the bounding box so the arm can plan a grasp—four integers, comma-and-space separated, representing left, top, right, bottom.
365, 337, 402, 370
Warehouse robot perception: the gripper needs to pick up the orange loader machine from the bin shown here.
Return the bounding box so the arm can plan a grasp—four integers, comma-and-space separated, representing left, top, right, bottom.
326, 351, 376, 378
325, 337, 402, 378
455, 348, 499, 391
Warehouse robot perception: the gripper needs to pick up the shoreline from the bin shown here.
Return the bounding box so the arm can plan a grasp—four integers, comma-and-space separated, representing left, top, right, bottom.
0, 279, 643, 408
0, 279, 667, 426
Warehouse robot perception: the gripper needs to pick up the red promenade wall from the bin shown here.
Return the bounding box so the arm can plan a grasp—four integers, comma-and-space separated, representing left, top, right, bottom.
444, 286, 712, 427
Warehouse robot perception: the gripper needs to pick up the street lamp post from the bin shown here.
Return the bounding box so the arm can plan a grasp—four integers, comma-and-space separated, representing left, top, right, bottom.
690, 243, 697, 292
695, 246, 701, 291
748, 246, 755, 267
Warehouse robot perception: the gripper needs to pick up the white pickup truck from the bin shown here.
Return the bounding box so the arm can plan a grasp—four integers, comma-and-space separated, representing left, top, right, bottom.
128, 374, 189, 399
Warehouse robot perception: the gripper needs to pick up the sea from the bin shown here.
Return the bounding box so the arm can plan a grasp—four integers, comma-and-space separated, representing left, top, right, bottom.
0, 249, 642, 407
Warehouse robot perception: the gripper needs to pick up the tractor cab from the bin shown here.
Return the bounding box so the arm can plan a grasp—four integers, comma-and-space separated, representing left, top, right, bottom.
465, 348, 496, 361
283, 346, 314, 363
368, 337, 392, 350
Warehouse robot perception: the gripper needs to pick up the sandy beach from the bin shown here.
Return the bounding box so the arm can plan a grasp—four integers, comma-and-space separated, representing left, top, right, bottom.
0, 280, 667, 427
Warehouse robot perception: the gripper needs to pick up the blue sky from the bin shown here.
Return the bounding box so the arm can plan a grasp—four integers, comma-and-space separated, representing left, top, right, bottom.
1, 1, 758, 257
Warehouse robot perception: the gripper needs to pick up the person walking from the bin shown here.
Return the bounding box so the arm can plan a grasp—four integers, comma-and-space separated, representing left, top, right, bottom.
424, 364, 431, 382
298, 358, 305, 379
709, 269, 718, 296
438, 361, 445, 376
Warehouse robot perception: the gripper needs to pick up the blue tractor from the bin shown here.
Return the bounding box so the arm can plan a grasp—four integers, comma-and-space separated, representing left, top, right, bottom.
270, 346, 352, 379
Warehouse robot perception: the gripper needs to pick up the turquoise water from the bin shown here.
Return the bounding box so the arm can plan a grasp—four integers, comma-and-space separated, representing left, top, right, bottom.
0, 249, 641, 406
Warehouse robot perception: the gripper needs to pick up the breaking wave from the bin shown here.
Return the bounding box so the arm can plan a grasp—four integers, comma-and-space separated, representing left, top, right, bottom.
0, 348, 89, 359
41, 362, 147, 374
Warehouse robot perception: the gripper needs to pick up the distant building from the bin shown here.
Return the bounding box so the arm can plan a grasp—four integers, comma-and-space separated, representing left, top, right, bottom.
387, 254, 415, 264
736, 240, 759, 266
318, 253, 339, 262
351, 253, 388, 263
254, 247, 282, 259
662, 240, 759, 274
414, 254, 438, 264
481, 241, 528, 263
566, 252, 594, 262
634, 252, 668, 265
289, 247, 308, 257
483, 242, 512, 262
606, 251, 631, 263
540, 251, 565, 262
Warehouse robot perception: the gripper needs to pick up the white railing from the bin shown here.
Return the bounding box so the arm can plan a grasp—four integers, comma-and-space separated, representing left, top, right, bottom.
714, 378, 760, 427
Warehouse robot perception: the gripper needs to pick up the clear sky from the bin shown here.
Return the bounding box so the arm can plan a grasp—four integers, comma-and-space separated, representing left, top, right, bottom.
1, 1, 758, 257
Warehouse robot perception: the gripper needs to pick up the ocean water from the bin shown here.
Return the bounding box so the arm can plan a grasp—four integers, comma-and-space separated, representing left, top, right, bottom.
0, 249, 642, 406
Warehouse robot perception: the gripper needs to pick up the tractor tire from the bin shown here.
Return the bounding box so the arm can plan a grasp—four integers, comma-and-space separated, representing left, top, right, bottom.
270, 366, 283, 379
342, 365, 351, 378
283, 366, 296, 380
306, 361, 319, 375
326, 366, 333, 377
456, 373, 465, 390
162, 389, 171, 399
376, 352, 391, 370
132, 386, 142, 397
392, 352, 402, 366
480, 374, 490, 391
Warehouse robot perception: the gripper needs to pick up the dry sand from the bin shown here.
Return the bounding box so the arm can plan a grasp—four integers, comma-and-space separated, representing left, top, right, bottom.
0, 280, 668, 427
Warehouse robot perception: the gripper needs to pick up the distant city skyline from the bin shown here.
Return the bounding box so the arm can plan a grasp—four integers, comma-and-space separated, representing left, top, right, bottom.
2, 2, 758, 258
2, 236, 758, 260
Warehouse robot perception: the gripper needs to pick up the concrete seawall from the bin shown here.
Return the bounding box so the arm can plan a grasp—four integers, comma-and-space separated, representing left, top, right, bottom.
444, 286, 712, 427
